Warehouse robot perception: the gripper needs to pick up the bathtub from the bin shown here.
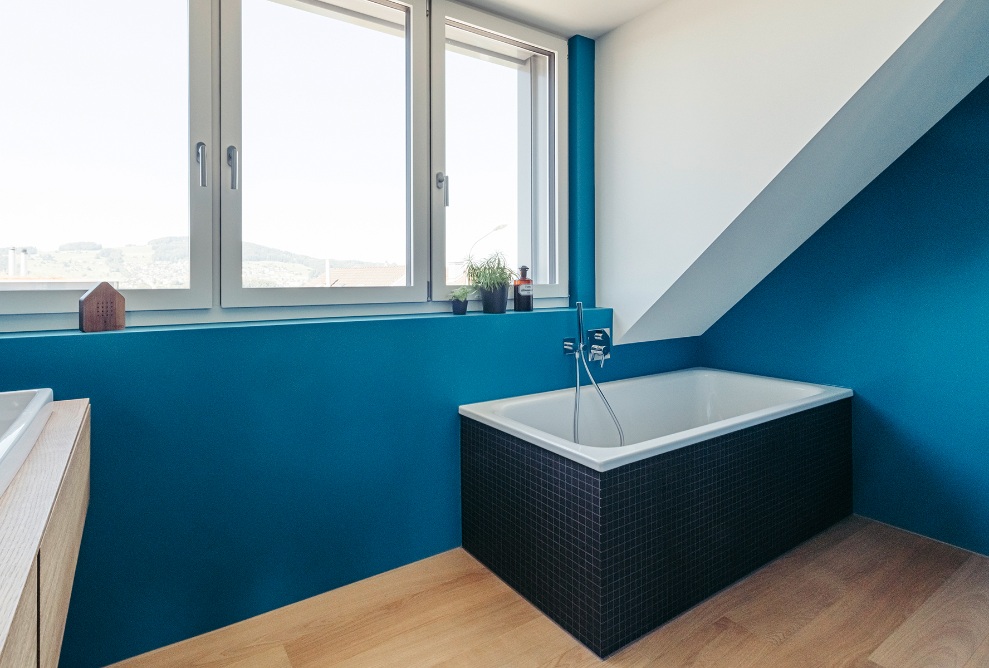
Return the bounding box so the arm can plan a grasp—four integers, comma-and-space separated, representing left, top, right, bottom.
460, 367, 852, 472
460, 368, 853, 657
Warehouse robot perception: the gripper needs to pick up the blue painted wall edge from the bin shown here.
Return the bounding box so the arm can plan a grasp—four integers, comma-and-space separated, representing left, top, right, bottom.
568, 35, 596, 307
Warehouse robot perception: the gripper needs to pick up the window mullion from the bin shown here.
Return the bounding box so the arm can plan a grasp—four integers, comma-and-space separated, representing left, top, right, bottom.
428, 0, 450, 297
518, 56, 534, 275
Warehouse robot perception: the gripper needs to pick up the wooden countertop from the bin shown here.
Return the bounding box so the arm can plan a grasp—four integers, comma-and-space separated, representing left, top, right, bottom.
0, 400, 90, 653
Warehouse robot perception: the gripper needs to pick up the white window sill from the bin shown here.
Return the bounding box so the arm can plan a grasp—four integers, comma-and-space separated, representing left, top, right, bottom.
0, 296, 572, 334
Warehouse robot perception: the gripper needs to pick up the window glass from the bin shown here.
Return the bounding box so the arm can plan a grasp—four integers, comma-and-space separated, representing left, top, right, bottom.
240, 0, 409, 289
0, 1, 190, 291
443, 22, 552, 285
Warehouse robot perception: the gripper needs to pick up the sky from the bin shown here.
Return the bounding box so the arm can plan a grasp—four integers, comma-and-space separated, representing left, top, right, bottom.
0, 1, 188, 251
0, 0, 525, 269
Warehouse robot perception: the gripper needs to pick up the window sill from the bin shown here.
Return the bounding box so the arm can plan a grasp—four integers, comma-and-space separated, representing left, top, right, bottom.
0, 296, 572, 335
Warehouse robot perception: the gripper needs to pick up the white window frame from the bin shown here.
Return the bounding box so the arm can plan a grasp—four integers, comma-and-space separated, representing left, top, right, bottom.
217, 0, 431, 308
0, 0, 569, 330
0, 0, 214, 316
429, 1, 569, 300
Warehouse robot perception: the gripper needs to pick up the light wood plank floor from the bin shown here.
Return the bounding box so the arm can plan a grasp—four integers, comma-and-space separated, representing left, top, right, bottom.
114, 516, 989, 667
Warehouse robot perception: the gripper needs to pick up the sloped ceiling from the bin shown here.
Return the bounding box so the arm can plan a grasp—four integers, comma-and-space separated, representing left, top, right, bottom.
595, 0, 989, 343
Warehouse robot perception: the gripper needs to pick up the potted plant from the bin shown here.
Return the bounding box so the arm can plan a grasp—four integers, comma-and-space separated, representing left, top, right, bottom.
466, 253, 516, 314
449, 285, 474, 315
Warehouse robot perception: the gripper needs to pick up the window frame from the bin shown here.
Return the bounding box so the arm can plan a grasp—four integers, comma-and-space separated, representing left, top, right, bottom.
428, 0, 569, 300
217, 0, 431, 308
0, 0, 214, 316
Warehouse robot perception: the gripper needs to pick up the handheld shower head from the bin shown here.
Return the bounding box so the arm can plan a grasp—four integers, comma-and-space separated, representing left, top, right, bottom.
576, 301, 584, 348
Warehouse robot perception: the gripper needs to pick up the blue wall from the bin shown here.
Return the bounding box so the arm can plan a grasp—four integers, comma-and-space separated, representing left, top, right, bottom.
569, 35, 596, 307
0, 312, 697, 666
701, 75, 989, 556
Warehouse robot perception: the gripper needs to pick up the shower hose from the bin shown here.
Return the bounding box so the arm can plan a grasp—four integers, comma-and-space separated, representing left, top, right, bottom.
572, 302, 625, 447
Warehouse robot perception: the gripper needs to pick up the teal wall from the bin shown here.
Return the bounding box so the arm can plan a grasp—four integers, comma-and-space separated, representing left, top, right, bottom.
569, 35, 596, 307
701, 75, 989, 556
0, 311, 696, 666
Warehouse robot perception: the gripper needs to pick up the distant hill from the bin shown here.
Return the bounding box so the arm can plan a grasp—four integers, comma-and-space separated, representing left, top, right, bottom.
58, 241, 102, 251
148, 236, 387, 270
149, 237, 188, 262
242, 242, 385, 271
2, 236, 397, 290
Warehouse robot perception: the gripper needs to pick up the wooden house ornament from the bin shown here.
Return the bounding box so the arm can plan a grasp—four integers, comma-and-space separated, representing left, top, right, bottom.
79, 282, 125, 332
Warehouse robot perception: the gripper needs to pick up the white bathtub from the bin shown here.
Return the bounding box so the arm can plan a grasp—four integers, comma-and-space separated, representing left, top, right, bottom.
459, 368, 852, 472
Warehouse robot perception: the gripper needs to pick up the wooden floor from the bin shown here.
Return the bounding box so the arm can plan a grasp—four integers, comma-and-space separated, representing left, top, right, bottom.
114, 516, 989, 667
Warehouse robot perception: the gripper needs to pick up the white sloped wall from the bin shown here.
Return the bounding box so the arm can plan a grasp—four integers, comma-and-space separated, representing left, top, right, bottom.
596, 0, 989, 343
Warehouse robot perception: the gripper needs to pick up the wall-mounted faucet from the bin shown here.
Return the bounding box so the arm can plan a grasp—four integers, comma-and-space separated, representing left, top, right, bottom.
563, 303, 611, 366
586, 328, 612, 366
565, 302, 625, 446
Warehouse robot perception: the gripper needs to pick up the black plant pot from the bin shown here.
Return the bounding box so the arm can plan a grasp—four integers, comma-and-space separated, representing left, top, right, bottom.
480, 285, 508, 314
451, 299, 469, 315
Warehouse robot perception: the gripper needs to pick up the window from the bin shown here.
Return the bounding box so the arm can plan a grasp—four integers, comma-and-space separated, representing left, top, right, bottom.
0, 0, 567, 326
219, 0, 430, 307
0, 0, 212, 315
433, 3, 566, 295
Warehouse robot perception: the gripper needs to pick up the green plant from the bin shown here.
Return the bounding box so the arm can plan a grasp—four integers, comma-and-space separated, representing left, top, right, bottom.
449, 285, 475, 302
465, 252, 516, 291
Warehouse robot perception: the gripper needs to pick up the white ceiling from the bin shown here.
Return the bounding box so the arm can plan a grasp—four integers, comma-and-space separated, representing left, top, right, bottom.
457, 0, 670, 38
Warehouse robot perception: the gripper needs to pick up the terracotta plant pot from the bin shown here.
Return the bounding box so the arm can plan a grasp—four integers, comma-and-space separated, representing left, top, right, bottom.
451, 299, 469, 315
480, 285, 508, 314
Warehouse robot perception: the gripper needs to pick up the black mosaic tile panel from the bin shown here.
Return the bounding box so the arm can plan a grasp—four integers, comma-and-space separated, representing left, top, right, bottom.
461, 417, 605, 653
462, 398, 852, 657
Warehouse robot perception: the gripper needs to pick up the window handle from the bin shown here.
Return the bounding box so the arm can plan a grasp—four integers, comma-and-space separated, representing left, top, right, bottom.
227, 145, 240, 190
195, 142, 208, 187
436, 171, 449, 206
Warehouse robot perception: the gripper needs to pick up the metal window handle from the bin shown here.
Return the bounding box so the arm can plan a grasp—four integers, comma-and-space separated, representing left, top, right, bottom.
436, 171, 449, 206
195, 142, 208, 187
227, 145, 240, 190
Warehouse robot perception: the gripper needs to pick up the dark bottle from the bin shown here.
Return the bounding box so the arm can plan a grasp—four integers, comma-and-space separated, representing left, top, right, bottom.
513, 266, 533, 311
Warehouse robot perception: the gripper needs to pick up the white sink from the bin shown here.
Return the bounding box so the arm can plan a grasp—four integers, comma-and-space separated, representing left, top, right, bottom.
0, 388, 54, 500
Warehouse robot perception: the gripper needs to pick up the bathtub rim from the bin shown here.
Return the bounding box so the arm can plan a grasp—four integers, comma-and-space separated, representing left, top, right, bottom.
459, 367, 852, 472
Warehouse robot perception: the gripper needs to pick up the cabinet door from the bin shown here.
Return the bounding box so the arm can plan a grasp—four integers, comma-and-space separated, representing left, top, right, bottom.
0, 556, 38, 668
38, 409, 90, 668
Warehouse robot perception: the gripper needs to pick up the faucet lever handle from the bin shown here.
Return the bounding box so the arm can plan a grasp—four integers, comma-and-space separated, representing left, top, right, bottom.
586, 328, 612, 364
563, 338, 576, 355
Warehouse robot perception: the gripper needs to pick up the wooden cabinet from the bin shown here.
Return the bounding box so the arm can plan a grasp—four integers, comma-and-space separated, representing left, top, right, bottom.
39, 411, 89, 668
0, 401, 90, 668
0, 558, 37, 668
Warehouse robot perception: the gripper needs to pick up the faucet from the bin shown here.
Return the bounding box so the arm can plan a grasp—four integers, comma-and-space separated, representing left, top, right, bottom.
564, 302, 625, 446
586, 328, 612, 366
564, 302, 611, 366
